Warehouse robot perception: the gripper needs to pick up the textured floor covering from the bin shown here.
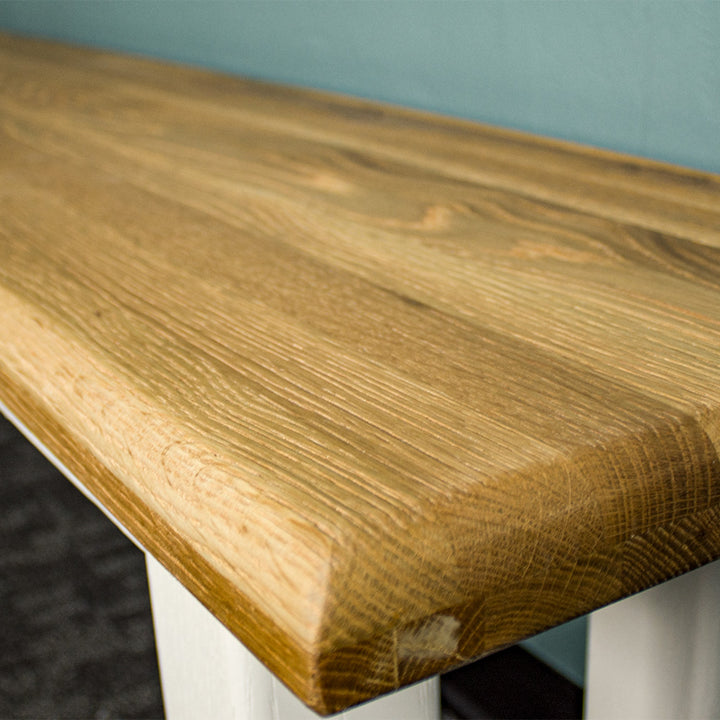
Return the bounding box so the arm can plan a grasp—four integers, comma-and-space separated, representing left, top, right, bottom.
0, 415, 165, 719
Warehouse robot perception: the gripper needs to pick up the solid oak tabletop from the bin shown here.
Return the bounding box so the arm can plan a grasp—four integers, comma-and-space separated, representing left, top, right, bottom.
2, 33, 720, 715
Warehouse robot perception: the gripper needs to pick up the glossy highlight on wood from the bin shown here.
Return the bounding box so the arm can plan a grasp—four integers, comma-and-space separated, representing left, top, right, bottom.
2, 33, 720, 715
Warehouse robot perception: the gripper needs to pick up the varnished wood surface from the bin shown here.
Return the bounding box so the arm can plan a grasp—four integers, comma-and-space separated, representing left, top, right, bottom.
2, 33, 720, 714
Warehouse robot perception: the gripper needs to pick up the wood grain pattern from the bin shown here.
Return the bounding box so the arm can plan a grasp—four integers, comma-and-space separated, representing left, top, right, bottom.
2, 33, 720, 714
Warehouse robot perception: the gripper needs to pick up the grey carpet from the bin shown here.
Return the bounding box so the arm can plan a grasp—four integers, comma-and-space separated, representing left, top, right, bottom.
0, 415, 165, 719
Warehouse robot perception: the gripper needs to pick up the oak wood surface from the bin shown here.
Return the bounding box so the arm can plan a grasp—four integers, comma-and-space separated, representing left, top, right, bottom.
2, 33, 720, 714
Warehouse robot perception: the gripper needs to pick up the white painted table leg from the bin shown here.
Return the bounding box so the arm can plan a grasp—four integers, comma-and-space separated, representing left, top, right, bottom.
146, 556, 440, 720
585, 560, 720, 719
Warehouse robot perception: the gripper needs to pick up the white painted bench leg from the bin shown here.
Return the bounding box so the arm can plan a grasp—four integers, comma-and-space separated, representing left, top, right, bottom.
585, 560, 720, 719
146, 556, 440, 720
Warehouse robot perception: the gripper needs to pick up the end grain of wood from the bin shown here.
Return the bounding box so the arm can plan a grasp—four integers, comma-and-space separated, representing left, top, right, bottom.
2, 33, 720, 714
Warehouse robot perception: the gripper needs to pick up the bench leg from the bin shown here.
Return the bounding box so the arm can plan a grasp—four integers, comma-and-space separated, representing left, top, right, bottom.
146, 556, 440, 720
585, 560, 720, 719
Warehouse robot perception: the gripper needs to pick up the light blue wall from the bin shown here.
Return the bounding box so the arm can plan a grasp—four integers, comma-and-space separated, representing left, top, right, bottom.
2, 0, 718, 686
1, 1, 719, 174
522, 616, 587, 687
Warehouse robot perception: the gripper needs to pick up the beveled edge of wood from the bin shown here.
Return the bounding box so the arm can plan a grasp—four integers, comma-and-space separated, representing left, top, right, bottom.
6, 355, 720, 714
0, 365, 332, 710
308, 409, 720, 712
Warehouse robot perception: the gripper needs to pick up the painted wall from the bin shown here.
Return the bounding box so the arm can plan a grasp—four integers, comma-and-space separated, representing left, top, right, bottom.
2, 0, 718, 686
1, 1, 718, 174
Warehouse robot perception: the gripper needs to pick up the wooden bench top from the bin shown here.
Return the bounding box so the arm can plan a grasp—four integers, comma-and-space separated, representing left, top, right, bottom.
2, 33, 720, 715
